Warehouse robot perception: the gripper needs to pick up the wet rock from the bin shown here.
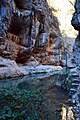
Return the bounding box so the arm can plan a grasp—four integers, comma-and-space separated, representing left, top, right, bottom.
0, 57, 63, 78
20, 65, 63, 76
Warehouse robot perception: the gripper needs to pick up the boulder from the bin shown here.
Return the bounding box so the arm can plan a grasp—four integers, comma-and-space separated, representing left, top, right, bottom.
0, 57, 24, 78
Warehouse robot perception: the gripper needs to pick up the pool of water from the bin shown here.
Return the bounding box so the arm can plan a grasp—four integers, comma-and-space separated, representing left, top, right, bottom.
0, 74, 75, 120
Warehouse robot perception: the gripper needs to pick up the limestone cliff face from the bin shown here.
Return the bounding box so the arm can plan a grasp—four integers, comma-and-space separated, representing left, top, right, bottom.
47, 0, 78, 59
71, 0, 80, 65
0, 0, 62, 65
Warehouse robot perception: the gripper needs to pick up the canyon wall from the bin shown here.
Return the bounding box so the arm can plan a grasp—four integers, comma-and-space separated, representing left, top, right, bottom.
71, 0, 80, 66
47, 0, 78, 59
0, 0, 62, 66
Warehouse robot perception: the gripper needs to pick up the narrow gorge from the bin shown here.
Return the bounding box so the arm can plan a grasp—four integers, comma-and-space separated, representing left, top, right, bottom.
0, 0, 80, 120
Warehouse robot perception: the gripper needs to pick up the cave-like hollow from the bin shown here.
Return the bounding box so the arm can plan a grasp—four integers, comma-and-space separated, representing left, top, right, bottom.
8, 14, 26, 36
14, 0, 27, 10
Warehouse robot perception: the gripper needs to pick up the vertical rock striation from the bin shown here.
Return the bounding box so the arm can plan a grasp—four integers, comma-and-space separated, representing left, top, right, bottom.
71, 0, 80, 66
0, 0, 62, 65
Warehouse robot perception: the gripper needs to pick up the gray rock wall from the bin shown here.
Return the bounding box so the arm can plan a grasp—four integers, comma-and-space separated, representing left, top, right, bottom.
71, 0, 80, 66
0, 0, 62, 65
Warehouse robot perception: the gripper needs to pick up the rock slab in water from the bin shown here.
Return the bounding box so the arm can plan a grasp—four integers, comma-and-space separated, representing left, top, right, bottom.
0, 57, 24, 78
0, 57, 63, 78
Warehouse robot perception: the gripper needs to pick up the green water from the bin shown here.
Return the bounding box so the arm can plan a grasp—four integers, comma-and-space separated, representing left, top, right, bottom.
0, 74, 71, 120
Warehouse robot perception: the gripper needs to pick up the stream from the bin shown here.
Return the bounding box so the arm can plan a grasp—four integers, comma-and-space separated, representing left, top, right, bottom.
0, 74, 75, 120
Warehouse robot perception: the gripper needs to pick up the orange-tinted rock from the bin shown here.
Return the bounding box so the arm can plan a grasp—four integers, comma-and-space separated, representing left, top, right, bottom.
0, 0, 62, 65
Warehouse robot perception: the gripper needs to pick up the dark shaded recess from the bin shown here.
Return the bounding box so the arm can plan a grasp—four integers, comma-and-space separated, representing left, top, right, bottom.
16, 54, 31, 63
14, 0, 27, 9
16, 51, 31, 63
36, 11, 45, 23
0, 0, 8, 6
8, 15, 26, 35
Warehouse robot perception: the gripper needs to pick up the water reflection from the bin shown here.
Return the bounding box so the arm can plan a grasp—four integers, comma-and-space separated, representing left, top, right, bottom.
0, 75, 74, 120
61, 105, 75, 120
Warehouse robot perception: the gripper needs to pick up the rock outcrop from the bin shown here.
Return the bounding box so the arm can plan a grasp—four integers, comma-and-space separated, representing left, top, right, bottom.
0, 57, 24, 78
0, 0, 62, 66
71, 0, 80, 66
0, 57, 62, 78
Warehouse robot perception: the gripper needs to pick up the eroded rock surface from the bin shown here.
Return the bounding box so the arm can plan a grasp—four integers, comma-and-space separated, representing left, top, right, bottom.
71, 0, 80, 66
0, 57, 24, 78
0, 57, 63, 78
0, 0, 62, 65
